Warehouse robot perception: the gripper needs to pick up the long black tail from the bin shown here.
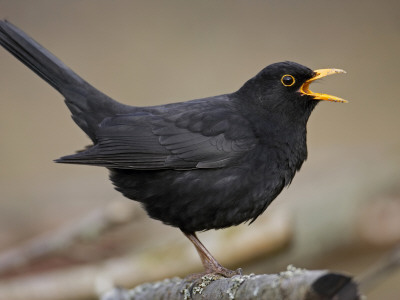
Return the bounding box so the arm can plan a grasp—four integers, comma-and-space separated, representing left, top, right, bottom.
0, 20, 131, 141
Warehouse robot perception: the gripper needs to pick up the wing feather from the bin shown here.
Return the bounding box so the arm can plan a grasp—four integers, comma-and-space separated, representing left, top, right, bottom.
57, 101, 258, 170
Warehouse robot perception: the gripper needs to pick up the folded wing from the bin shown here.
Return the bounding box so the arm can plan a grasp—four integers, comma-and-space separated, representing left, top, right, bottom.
56, 104, 258, 170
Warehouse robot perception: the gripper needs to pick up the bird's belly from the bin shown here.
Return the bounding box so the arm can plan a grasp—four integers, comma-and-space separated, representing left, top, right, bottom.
109, 165, 287, 232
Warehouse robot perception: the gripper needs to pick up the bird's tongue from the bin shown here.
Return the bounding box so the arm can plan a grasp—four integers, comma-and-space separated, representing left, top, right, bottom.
300, 68, 348, 103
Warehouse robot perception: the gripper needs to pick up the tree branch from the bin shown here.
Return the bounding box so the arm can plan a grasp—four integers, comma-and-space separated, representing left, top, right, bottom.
100, 267, 361, 300
0, 201, 137, 276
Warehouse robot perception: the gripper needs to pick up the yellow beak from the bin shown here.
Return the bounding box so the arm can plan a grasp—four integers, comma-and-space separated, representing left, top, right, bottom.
299, 68, 348, 103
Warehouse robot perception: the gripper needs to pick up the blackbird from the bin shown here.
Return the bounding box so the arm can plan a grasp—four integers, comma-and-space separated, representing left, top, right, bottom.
0, 20, 347, 277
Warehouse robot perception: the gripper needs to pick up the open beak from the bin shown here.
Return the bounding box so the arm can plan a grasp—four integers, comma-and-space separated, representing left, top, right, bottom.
299, 69, 348, 103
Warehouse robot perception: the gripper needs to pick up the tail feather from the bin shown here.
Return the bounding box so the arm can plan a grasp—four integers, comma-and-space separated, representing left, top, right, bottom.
0, 20, 132, 141
0, 20, 86, 94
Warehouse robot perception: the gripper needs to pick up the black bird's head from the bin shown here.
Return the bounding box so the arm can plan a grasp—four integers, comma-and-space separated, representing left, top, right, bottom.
236, 61, 347, 121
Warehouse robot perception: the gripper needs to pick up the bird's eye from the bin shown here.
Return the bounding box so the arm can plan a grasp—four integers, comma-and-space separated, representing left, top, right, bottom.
281, 75, 295, 87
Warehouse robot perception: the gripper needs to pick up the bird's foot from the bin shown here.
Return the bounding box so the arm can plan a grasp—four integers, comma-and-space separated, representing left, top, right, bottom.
206, 265, 242, 278
186, 266, 242, 280
182, 231, 242, 279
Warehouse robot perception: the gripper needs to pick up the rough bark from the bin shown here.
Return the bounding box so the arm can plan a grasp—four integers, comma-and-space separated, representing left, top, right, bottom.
100, 267, 361, 300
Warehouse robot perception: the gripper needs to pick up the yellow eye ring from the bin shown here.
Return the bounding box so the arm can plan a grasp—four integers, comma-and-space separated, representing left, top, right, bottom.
281, 74, 295, 87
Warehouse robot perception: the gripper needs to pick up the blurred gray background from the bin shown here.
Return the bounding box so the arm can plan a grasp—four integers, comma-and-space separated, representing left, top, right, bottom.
0, 0, 400, 299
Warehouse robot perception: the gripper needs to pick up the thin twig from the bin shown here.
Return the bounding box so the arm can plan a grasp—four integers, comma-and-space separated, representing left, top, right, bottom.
357, 243, 400, 293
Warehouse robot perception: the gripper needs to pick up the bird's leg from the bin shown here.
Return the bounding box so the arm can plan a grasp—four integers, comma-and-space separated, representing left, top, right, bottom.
182, 231, 241, 278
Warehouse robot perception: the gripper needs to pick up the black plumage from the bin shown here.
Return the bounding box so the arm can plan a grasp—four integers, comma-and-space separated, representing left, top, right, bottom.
0, 20, 346, 277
